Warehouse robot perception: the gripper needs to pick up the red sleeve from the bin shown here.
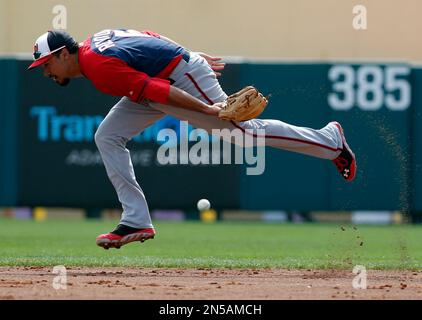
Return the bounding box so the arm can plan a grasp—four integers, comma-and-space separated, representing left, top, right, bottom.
141, 30, 161, 38
83, 55, 170, 104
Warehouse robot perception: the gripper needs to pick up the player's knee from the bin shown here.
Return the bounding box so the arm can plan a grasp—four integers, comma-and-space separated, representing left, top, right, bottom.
94, 129, 117, 150
94, 129, 103, 146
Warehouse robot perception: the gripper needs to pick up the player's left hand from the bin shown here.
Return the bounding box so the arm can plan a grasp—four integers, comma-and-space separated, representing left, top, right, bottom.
197, 52, 226, 77
206, 103, 224, 116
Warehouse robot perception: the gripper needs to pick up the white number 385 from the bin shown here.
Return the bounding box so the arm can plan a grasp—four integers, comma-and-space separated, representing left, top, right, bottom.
328, 65, 411, 111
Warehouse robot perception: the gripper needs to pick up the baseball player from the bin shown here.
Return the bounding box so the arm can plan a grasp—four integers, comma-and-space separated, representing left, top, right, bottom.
28, 29, 356, 249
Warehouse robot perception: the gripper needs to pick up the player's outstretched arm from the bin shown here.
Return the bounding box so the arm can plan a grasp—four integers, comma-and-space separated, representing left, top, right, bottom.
167, 86, 222, 116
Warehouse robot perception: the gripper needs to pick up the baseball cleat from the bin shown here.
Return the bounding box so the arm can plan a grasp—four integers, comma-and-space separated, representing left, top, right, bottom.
330, 122, 356, 182
96, 225, 156, 249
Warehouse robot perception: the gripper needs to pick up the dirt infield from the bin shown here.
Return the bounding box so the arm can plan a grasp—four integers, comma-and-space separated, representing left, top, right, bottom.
0, 267, 421, 300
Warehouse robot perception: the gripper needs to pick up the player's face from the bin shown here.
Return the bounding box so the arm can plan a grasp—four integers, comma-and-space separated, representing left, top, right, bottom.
42, 50, 71, 86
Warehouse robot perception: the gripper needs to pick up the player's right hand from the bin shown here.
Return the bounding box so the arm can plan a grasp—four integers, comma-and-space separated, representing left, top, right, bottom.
196, 52, 226, 77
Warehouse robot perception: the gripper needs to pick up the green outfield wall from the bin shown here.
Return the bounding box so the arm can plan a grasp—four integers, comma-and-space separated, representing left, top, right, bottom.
0, 59, 419, 214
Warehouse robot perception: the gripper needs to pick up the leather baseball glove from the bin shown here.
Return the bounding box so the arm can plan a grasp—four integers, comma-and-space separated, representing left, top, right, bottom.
218, 86, 268, 122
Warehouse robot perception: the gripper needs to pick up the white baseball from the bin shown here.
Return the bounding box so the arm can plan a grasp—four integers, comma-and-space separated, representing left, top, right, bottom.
197, 199, 211, 211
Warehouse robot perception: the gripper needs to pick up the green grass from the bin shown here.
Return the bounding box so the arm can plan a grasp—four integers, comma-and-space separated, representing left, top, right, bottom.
0, 218, 421, 269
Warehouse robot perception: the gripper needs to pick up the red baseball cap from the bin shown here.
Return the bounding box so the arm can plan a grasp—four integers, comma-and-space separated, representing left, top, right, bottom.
28, 30, 77, 70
